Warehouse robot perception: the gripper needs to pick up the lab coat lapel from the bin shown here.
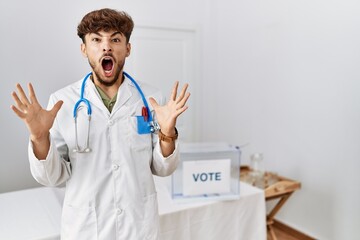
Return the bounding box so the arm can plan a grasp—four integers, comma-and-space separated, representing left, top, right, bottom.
84, 80, 110, 116
75, 76, 133, 116
111, 79, 132, 114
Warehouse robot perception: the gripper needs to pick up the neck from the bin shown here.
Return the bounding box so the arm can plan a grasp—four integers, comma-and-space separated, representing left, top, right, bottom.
91, 74, 124, 99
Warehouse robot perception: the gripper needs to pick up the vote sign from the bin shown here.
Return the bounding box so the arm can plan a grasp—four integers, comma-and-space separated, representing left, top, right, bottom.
183, 159, 231, 196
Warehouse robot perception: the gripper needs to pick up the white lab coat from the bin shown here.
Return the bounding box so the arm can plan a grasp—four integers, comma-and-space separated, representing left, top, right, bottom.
28, 76, 179, 240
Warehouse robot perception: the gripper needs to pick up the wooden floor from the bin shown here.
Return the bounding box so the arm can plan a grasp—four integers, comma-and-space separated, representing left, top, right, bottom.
267, 220, 316, 240
268, 226, 301, 240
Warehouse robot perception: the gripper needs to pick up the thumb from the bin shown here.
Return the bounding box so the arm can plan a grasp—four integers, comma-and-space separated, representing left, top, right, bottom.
50, 100, 63, 117
149, 97, 159, 108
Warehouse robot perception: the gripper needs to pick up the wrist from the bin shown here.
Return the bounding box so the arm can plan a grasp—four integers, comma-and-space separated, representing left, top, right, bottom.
158, 127, 178, 143
30, 132, 49, 143
160, 127, 176, 137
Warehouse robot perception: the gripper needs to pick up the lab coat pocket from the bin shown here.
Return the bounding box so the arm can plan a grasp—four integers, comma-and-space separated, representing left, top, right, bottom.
61, 204, 97, 240
129, 116, 152, 151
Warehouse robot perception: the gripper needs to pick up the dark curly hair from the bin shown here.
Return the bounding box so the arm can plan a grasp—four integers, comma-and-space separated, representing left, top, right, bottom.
77, 8, 134, 43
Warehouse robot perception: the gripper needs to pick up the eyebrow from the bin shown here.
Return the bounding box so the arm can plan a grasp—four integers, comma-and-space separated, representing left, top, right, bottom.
92, 32, 123, 37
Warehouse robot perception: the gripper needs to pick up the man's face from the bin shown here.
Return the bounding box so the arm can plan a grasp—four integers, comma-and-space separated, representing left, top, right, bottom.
81, 30, 131, 86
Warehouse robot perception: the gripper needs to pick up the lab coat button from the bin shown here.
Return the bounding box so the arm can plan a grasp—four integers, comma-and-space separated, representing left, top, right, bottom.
117, 208, 123, 214
113, 164, 119, 170
108, 120, 114, 125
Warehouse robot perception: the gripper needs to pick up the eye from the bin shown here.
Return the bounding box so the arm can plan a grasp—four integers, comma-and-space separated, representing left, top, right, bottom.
112, 38, 121, 43
92, 37, 100, 42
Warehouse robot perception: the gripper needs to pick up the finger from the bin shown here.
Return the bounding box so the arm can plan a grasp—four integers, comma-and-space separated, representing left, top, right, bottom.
149, 97, 159, 108
11, 91, 26, 110
49, 100, 63, 117
177, 92, 191, 108
170, 81, 179, 101
175, 105, 189, 117
176, 83, 189, 103
10, 105, 26, 119
28, 83, 39, 105
16, 83, 31, 106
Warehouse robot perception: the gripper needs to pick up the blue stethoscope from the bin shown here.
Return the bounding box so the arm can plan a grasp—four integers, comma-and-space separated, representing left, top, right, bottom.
73, 71, 160, 153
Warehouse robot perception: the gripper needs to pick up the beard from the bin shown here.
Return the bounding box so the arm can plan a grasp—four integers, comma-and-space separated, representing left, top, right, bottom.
88, 59, 125, 87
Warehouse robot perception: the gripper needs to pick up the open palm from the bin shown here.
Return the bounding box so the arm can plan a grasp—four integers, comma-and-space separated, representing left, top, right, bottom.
149, 81, 190, 135
11, 83, 63, 141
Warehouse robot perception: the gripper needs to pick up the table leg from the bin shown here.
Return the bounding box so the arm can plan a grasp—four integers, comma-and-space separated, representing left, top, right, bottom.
267, 193, 293, 220
266, 193, 293, 240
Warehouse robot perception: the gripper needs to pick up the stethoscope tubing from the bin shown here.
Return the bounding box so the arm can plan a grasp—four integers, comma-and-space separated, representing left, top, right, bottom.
73, 71, 151, 121
72, 71, 156, 153
73, 72, 92, 118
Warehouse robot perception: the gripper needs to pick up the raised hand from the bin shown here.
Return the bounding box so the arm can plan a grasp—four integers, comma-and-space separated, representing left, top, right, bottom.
149, 81, 190, 136
10, 83, 63, 143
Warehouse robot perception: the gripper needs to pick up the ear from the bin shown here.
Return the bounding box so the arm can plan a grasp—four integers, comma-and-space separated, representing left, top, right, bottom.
80, 43, 87, 58
126, 43, 131, 57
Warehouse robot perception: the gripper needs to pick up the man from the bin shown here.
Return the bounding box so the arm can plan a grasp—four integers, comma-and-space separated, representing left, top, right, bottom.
10, 8, 190, 240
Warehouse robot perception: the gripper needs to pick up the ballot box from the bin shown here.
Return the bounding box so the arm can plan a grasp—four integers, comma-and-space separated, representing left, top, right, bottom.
172, 142, 241, 202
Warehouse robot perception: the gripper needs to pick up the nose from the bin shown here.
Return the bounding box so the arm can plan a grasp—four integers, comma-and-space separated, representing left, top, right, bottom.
102, 40, 112, 52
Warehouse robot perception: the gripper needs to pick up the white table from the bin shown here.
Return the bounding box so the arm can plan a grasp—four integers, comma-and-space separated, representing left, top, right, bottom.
0, 180, 266, 240
155, 177, 266, 240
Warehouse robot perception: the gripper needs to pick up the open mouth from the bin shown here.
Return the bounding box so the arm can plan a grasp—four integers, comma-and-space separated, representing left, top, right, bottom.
101, 57, 114, 77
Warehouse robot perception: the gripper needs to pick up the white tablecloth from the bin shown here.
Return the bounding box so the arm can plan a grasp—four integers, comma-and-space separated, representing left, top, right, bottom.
0, 187, 64, 240
0, 180, 266, 240
155, 177, 266, 240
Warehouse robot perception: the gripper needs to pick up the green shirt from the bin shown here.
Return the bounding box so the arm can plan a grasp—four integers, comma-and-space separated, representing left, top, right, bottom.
95, 85, 117, 113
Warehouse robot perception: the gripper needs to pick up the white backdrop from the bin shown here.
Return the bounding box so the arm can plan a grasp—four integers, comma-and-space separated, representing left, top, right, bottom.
1, 0, 360, 239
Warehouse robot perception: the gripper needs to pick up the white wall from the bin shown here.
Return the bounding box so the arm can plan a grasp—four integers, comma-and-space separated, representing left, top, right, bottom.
1, 0, 359, 239
203, 0, 360, 239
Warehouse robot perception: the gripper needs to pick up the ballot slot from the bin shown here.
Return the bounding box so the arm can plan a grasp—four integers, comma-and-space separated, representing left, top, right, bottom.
172, 142, 241, 202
